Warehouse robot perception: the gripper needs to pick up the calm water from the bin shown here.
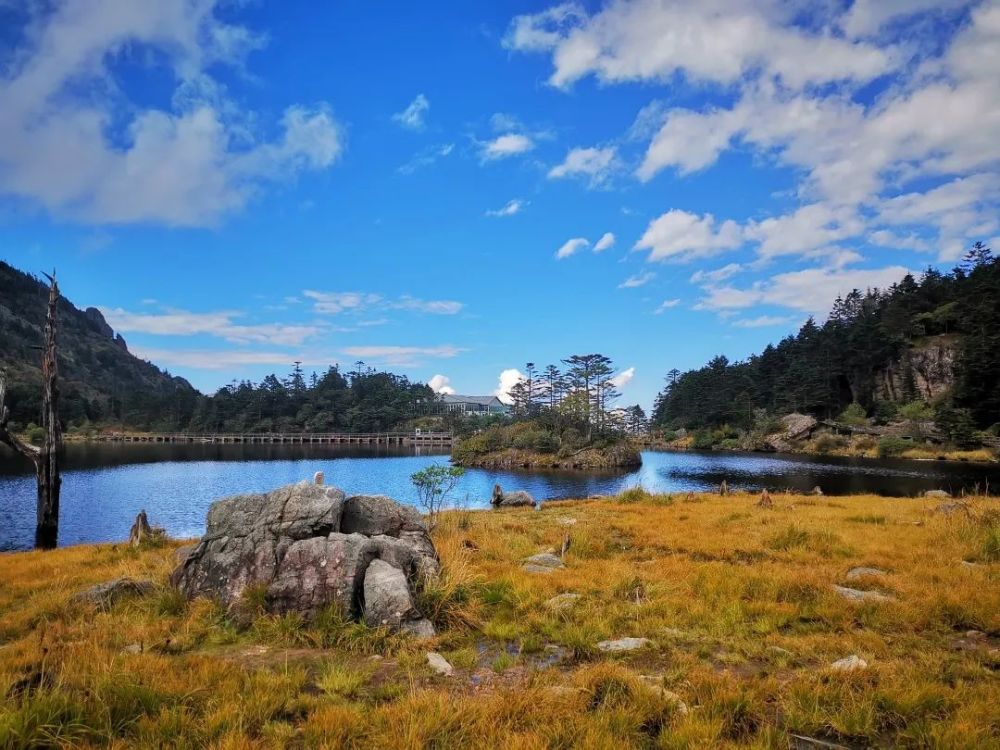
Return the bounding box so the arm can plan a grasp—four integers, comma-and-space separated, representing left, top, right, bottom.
1, 443, 998, 550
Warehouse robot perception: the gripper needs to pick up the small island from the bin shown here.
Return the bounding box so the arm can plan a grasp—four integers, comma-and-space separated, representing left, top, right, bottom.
451, 354, 644, 470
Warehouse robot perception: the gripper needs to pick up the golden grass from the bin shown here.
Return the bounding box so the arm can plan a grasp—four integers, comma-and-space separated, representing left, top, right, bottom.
1, 492, 998, 748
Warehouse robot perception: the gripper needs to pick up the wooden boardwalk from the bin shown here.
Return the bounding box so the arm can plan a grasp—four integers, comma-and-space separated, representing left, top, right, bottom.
95, 431, 453, 446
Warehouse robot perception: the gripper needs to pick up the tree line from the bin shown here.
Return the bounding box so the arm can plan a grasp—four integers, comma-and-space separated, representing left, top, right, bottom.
652, 244, 1000, 439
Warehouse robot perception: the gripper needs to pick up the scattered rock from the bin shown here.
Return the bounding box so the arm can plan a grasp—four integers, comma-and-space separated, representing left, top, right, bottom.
830, 654, 868, 672
426, 652, 454, 677
768, 645, 794, 658
173, 543, 196, 567
557, 517, 578, 526
522, 553, 565, 573
72, 577, 154, 608
595, 637, 651, 653
491, 484, 536, 508
363, 559, 435, 636
123, 643, 143, 655
925, 489, 952, 498
960, 560, 980, 569
811, 486, 824, 496
544, 593, 581, 611
314, 471, 324, 485
845, 566, 887, 581
639, 676, 689, 715
831, 585, 894, 603
172, 482, 438, 633
936, 501, 970, 517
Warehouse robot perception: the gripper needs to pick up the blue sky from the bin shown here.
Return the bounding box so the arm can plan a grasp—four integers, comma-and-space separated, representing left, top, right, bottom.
1, 1, 998, 411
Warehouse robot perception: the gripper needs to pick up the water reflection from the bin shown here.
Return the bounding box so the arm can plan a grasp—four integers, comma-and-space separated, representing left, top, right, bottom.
1, 444, 997, 550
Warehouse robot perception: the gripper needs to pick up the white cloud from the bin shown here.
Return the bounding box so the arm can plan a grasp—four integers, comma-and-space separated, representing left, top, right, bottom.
303, 291, 462, 315
0, 0, 342, 227
131, 348, 333, 370
638, 107, 741, 180
393, 94, 430, 130
745, 203, 866, 260
555, 237, 590, 259
654, 298, 681, 314
340, 345, 463, 366
610, 366, 635, 389
841, 0, 972, 38
593, 232, 616, 252
485, 198, 528, 217
481, 133, 534, 161
506, 1, 894, 90
696, 264, 912, 316
634, 209, 742, 262
398, 143, 454, 175
495, 368, 525, 404
868, 230, 931, 253
428, 374, 456, 395
732, 315, 795, 328
618, 271, 655, 289
690, 263, 743, 284
100, 307, 322, 346
547, 146, 619, 186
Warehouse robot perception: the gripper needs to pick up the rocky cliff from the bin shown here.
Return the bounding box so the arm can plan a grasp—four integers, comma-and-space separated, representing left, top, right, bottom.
877, 334, 958, 403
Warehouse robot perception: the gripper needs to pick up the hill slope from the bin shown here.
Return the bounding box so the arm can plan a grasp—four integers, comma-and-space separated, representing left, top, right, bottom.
0, 261, 201, 431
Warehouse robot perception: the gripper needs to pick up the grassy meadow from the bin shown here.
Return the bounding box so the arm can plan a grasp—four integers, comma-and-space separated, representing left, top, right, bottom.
1, 490, 998, 748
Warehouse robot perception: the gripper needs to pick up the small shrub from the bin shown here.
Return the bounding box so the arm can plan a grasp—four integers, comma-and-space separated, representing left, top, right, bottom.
877, 436, 911, 458
767, 525, 810, 551
616, 486, 652, 504
691, 430, 715, 449
814, 434, 845, 454
839, 403, 868, 426
898, 400, 933, 421
316, 662, 372, 700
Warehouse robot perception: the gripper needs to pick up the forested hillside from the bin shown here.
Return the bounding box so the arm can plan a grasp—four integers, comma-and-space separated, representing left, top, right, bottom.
653, 244, 1000, 436
1, 260, 438, 434
0, 261, 200, 431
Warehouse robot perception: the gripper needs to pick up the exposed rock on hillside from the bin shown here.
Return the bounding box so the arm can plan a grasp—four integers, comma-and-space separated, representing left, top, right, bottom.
765, 413, 818, 451
877, 334, 957, 402
172, 481, 438, 635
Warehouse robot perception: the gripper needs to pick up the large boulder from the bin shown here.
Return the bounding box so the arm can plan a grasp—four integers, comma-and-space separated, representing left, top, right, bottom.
172, 482, 438, 634
491, 483, 537, 508
766, 413, 818, 451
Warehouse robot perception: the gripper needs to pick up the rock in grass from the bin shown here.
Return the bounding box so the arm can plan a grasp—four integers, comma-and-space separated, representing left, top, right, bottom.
789, 733, 850, 749
491, 484, 537, 508
639, 676, 689, 715
595, 637, 651, 653
845, 566, 887, 581
831, 584, 894, 603
363, 559, 435, 637
924, 489, 951, 498
522, 553, 565, 573
72, 577, 154, 607
544, 593, 581, 611
830, 654, 868, 672
426, 652, 454, 677
172, 482, 439, 633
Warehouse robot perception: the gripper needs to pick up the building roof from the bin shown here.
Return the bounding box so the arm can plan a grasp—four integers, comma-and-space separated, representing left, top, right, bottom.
440, 394, 505, 406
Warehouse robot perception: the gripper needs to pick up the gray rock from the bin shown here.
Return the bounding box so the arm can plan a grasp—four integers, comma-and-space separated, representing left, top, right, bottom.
789, 734, 850, 749
924, 489, 952, 498
123, 643, 143, 655
173, 543, 197, 567
491, 484, 536, 508
426, 651, 454, 676
766, 413, 817, 450
544, 593, 581, 611
72, 577, 154, 608
363, 559, 435, 636
173, 482, 437, 633
830, 654, 868, 672
341, 494, 424, 537
845, 567, 887, 581
521, 553, 565, 573
639, 676, 689, 715
831, 585, 894, 603
596, 637, 651, 653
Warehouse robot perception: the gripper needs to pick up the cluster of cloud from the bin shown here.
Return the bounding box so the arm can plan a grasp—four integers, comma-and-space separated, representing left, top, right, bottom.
493, 364, 636, 403
555, 231, 615, 259
303, 291, 463, 315
101, 307, 323, 347
508, 0, 1000, 322
428, 374, 456, 395
0, 0, 343, 226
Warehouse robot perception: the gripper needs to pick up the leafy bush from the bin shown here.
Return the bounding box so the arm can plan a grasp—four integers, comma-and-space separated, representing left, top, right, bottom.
898, 400, 933, 421
838, 402, 868, 426
26, 425, 46, 445
691, 430, 715, 449
871, 400, 898, 424
877, 436, 911, 457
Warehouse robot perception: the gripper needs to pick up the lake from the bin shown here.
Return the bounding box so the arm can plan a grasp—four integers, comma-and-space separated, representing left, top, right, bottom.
1, 443, 998, 550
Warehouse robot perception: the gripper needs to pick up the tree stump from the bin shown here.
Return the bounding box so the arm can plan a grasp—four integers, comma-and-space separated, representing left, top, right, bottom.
757, 489, 773, 509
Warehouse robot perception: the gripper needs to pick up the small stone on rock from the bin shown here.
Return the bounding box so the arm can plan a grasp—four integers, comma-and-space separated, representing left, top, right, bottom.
72, 577, 155, 608
544, 593, 581, 611
522, 553, 565, 573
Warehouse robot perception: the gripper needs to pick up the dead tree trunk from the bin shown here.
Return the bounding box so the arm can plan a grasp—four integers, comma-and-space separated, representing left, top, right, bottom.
0, 272, 62, 549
